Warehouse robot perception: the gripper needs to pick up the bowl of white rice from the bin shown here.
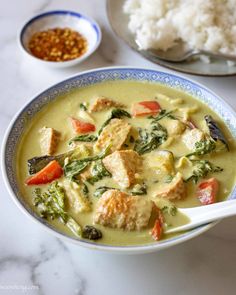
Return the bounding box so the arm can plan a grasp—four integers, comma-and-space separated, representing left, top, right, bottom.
124, 0, 236, 66
106, 0, 236, 75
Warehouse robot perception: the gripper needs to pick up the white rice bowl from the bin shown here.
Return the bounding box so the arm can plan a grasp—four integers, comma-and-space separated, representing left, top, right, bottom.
124, 0, 236, 60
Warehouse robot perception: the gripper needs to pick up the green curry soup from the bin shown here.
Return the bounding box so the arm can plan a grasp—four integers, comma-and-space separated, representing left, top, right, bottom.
16, 81, 236, 246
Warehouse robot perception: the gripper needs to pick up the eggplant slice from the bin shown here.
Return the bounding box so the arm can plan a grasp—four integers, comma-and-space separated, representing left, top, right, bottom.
27, 151, 72, 175
204, 115, 229, 150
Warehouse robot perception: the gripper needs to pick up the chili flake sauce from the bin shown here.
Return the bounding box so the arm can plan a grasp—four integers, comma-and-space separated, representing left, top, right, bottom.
28, 27, 88, 62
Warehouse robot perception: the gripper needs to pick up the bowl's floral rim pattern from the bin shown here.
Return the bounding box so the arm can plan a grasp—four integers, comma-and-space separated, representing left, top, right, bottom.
3, 68, 236, 251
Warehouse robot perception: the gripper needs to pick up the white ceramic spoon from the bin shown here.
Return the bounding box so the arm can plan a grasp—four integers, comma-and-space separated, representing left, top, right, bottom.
165, 199, 236, 234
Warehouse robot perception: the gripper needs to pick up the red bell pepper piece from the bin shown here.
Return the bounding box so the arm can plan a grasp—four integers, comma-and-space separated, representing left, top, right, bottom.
151, 219, 163, 241
70, 117, 96, 133
25, 160, 63, 185
197, 178, 219, 205
131, 101, 161, 117
151, 208, 164, 241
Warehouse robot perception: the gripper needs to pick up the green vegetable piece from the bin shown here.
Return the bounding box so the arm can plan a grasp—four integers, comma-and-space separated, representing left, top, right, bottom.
185, 139, 216, 158
82, 183, 89, 197
66, 216, 83, 237
79, 103, 88, 111
161, 205, 177, 216
98, 108, 131, 135
155, 198, 177, 217
164, 175, 174, 183
33, 183, 83, 237
149, 109, 177, 122
82, 225, 102, 240
134, 122, 167, 154
87, 160, 111, 184
64, 161, 89, 180
185, 160, 223, 184
64, 146, 110, 180
130, 183, 147, 195
93, 186, 115, 198
69, 134, 98, 145
48, 181, 65, 209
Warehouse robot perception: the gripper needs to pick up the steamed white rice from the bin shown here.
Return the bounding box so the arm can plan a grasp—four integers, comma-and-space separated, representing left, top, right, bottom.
124, 0, 236, 56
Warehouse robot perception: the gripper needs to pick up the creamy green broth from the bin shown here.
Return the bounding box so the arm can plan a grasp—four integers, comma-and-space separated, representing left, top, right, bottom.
16, 81, 236, 246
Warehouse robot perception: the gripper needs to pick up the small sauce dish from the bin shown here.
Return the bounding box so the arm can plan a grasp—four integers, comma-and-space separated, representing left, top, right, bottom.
19, 10, 102, 68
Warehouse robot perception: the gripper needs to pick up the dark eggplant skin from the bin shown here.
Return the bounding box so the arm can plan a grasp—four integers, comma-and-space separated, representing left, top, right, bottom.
27, 151, 73, 175
82, 225, 102, 240
204, 115, 229, 150
28, 155, 55, 175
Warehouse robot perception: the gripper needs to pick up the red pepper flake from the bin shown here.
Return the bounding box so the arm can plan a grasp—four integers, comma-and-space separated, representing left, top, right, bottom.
28, 27, 88, 62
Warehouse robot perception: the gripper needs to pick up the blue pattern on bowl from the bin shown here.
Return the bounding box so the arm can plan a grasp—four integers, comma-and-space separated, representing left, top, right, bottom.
20, 10, 101, 45
3, 68, 236, 250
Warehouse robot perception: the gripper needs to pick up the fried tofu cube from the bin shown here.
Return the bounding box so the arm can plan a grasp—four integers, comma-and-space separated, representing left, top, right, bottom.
95, 119, 131, 152
89, 97, 125, 112
165, 119, 186, 136
94, 190, 153, 230
182, 128, 205, 150
155, 172, 186, 200
102, 150, 142, 188
39, 127, 60, 155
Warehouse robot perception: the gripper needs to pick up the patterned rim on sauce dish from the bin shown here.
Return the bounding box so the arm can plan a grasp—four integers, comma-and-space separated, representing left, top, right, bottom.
19, 10, 102, 68
2, 67, 236, 254
106, 0, 236, 77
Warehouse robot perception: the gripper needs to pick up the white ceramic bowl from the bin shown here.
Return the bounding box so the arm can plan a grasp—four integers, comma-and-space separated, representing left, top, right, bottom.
19, 10, 102, 68
2, 67, 236, 254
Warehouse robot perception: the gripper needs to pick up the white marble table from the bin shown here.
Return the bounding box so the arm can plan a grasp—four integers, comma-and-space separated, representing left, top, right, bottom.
0, 0, 236, 294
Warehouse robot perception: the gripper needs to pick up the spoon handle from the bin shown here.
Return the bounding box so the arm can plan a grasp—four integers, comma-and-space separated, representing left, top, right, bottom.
165, 199, 236, 234
198, 50, 236, 62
